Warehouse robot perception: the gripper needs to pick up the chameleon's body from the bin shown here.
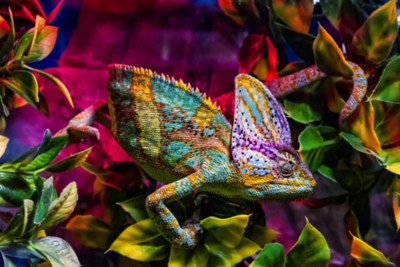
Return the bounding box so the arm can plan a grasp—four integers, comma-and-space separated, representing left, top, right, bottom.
107, 65, 316, 249
65, 61, 367, 249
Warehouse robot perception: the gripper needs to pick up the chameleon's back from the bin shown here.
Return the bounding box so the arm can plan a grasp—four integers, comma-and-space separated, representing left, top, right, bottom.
107, 65, 232, 183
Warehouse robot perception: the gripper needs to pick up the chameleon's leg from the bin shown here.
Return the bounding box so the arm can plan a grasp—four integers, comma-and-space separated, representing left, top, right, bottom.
145, 170, 206, 249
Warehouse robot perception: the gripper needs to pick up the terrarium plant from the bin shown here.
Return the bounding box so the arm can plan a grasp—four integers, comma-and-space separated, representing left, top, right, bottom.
217, 0, 400, 266
0, 1, 89, 266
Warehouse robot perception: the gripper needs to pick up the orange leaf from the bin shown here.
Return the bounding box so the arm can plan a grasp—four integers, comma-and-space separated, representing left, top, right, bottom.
313, 24, 353, 78
350, 233, 394, 265
348, 102, 381, 154
272, 0, 314, 33
0, 16, 10, 39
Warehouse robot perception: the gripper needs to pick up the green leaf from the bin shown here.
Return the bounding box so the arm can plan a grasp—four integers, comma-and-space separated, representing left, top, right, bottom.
284, 99, 322, 124
169, 244, 210, 267
33, 178, 55, 225
317, 164, 360, 191
0, 9, 14, 64
66, 215, 115, 250
380, 148, 400, 175
319, 0, 365, 32
0, 70, 39, 107
45, 147, 92, 173
0, 200, 34, 242
245, 224, 280, 247
313, 24, 353, 78
0, 135, 9, 159
371, 56, 400, 103
0, 172, 36, 206
24, 25, 58, 63
350, 233, 394, 266
19, 135, 68, 173
117, 195, 148, 222
23, 65, 74, 107
272, 0, 314, 33
107, 219, 168, 262
200, 214, 250, 248
30, 237, 80, 267
205, 236, 260, 267
286, 219, 330, 267
6, 130, 53, 169
39, 182, 78, 230
299, 125, 337, 171
351, 0, 398, 64
249, 243, 285, 267
13, 31, 34, 60
339, 132, 377, 156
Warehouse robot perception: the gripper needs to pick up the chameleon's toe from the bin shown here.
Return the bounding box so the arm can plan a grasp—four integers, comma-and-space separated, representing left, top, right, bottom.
177, 224, 203, 249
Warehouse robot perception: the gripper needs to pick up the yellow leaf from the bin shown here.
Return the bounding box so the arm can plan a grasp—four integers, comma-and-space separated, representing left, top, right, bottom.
393, 195, 400, 231
200, 214, 250, 248
0, 135, 9, 159
39, 182, 78, 230
313, 24, 353, 78
351, 0, 398, 64
107, 219, 168, 262
350, 233, 394, 265
348, 102, 381, 154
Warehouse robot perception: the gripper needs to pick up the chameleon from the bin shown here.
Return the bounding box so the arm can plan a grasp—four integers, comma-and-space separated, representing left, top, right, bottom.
215, 62, 367, 125
62, 61, 367, 249
76, 64, 315, 249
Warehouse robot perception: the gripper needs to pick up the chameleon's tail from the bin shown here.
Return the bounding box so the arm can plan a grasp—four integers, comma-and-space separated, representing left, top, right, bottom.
265, 61, 367, 125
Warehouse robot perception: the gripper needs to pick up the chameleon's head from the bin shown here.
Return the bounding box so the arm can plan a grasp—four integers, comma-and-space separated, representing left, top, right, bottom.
232, 74, 316, 201
233, 142, 316, 201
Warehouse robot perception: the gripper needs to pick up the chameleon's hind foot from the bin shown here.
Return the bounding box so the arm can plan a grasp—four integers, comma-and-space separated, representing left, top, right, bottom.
177, 223, 203, 249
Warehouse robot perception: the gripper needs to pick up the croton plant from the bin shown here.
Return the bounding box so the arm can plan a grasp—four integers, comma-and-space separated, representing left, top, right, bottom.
0, 0, 399, 266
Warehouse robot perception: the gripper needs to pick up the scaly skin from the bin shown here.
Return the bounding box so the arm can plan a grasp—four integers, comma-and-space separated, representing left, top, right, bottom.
64, 65, 316, 249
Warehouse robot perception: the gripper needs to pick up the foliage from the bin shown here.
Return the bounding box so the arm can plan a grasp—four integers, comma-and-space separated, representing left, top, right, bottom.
0, 128, 92, 266
250, 219, 330, 267
0, 1, 72, 132
0, 2, 89, 265
67, 158, 281, 266
217, 0, 400, 265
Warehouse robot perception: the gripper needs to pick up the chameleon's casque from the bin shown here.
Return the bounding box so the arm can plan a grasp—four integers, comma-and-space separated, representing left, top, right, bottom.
107, 64, 315, 248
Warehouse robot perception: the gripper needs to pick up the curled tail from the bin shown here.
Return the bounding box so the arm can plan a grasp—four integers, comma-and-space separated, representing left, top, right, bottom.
265, 61, 367, 125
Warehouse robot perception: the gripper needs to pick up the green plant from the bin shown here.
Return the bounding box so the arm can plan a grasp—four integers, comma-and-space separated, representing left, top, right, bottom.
217, 0, 400, 265
0, 3, 72, 131
0, 130, 91, 266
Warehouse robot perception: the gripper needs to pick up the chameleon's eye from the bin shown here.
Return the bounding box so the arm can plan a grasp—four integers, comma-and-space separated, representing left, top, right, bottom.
278, 153, 297, 177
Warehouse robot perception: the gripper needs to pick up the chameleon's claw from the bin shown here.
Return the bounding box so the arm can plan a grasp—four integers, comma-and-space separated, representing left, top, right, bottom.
178, 223, 203, 249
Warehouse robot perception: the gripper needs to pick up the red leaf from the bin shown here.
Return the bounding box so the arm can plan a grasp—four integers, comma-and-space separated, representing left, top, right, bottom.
0, 16, 10, 38
213, 91, 235, 123
239, 33, 265, 74
265, 36, 278, 81
47, 0, 64, 24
